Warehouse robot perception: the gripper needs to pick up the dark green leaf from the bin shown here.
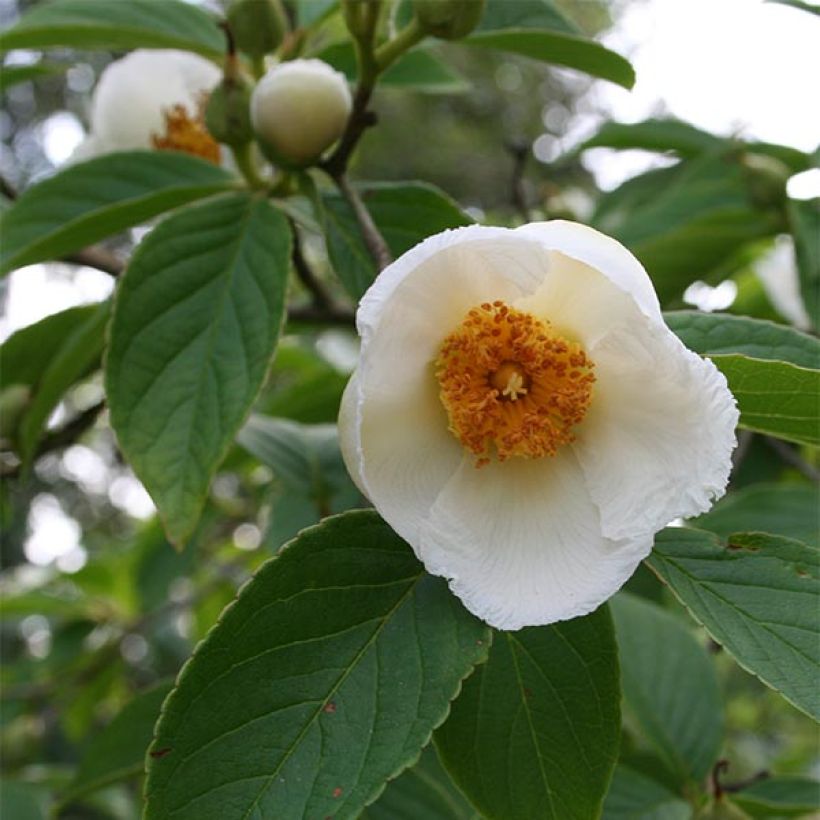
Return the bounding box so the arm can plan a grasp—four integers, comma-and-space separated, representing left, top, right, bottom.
476, 0, 579, 34
709, 354, 820, 446
692, 483, 819, 547
464, 29, 635, 89
0, 0, 223, 57
294, 0, 339, 26
320, 42, 469, 93
0, 152, 236, 276
665, 310, 820, 369
611, 594, 723, 783
0, 781, 48, 820
63, 682, 173, 803
19, 300, 110, 461
106, 193, 291, 546
0, 62, 66, 90
734, 775, 820, 818
362, 745, 480, 820
602, 766, 692, 820
321, 181, 472, 299
435, 607, 620, 820
0, 304, 99, 388
789, 197, 820, 330
144, 511, 489, 819
648, 528, 820, 719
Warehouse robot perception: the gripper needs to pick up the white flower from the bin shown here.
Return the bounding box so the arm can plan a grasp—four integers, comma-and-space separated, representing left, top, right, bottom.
72, 49, 221, 161
754, 235, 811, 331
339, 221, 738, 630
250, 59, 352, 166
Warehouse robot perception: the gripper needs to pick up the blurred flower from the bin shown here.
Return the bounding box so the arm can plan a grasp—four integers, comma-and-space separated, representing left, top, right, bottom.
754, 235, 811, 330
71, 49, 221, 162
339, 222, 738, 630
250, 59, 351, 166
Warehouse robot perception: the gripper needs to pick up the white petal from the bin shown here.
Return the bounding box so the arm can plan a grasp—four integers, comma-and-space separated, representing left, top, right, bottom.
575, 320, 738, 540
91, 49, 219, 151
418, 451, 653, 630
514, 220, 663, 325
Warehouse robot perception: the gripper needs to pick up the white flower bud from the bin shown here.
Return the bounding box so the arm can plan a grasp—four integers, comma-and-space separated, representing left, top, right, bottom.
250, 59, 352, 167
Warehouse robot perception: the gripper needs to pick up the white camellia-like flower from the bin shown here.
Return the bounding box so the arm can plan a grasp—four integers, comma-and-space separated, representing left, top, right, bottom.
250, 58, 352, 166
339, 221, 739, 630
72, 49, 221, 162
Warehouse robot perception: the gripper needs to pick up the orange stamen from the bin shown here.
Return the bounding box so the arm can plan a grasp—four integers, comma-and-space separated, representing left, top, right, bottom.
151, 97, 220, 164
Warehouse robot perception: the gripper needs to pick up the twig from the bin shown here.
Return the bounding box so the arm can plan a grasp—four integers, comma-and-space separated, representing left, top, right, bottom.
64, 246, 124, 277
731, 429, 754, 472
763, 436, 820, 483
288, 304, 355, 326
291, 223, 333, 309
332, 173, 393, 271
507, 139, 532, 222
38, 400, 106, 455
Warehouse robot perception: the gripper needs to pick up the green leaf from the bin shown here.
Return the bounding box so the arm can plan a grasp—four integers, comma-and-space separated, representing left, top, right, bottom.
464, 29, 635, 89
0, 0, 223, 57
294, 0, 339, 26
144, 511, 489, 819
0, 304, 99, 388
0, 62, 66, 90
362, 745, 480, 820
789, 197, 820, 330
766, 0, 820, 16
665, 310, 820, 369
611, 593, 723, 783
647, 527, 820, 719
692, 483, 819, 547
319, 42, 469, 93
0, 781, 48, 820
321, 181, 472, 299
734, 775, 820, 818
476, 0, 579, 34
19, 299, 110, 462
106, 193, 291, 546
583, 118, 723, 158
602, 766, 692, 820
63, 682, 173, 804
709, 354, 820, 446
0, 152, 236, 276
435, 607, 620, 820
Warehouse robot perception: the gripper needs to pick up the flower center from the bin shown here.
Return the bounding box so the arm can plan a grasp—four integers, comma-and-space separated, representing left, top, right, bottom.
151, 98, 220, 164
435, 301, 595, 465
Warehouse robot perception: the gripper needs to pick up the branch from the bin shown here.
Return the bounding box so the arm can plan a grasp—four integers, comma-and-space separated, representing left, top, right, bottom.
764, 436, 820, 482
332, 172, 393, 271
507, 139, 532, 223
65, 245, 124, 277
287, 303, 355, 326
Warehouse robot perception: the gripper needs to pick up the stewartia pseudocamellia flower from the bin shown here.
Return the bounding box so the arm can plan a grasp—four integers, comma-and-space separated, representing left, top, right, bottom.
339, 222, 738, 630
72, 49, 221, 163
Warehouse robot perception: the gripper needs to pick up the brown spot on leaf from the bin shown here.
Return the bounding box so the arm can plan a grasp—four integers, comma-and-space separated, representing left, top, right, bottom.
150, 747, 172, 759
323, 702, 336, 714
332, 787, 343, 799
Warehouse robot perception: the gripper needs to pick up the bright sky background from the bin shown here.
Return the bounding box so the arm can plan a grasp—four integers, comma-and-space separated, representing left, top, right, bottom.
2, 0, 819, 569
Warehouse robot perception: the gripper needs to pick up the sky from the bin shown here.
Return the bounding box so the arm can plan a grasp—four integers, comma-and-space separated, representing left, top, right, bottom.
2, 0, 819, 568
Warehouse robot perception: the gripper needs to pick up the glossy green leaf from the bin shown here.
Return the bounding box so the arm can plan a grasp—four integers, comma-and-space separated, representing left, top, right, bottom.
362, 745, 480, 820
789, 197, 820, 330
144, 511, 489, 819
0, 304, 99, 388
734, 775, 820, 818
321, 181, 472, 299
611, 594, 723, 783
0, 63, 66, 89
709, 354, 820, 446
320, 42, 469, 93
63, 682, 173, 803
106, 193, 291, 546
692, 483, 819, 547
0, 0, 223, 57
464, 29, 635, 89
648, 528, 820, 719
435, 607, 620, 820
665, 310, 820, 369
0, 152, 236, 276
19, 300, 110, 461
602, 766, 692, 820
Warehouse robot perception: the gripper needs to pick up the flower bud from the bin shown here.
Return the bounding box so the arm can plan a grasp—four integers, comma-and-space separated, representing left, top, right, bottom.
205, 62, 254, 147
413, 0, 486, 40
227, 0, 288, 58
250, 59, 352, 167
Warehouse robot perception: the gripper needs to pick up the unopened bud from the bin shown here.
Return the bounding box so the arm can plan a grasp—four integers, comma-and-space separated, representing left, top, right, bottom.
413, 0, 486, 40
205, 61, 254, 146
227, 0, 288, 58
250, 59, 352, 167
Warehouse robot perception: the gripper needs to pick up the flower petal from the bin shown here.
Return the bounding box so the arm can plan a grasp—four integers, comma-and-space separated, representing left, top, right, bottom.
418, 451, 653, 630
575, 320, 738, 540
514, 220, 662, 324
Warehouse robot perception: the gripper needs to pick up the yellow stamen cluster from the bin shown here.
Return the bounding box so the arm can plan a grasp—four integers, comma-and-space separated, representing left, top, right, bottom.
151, 100, 220, 164
436, 301, 595, 465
